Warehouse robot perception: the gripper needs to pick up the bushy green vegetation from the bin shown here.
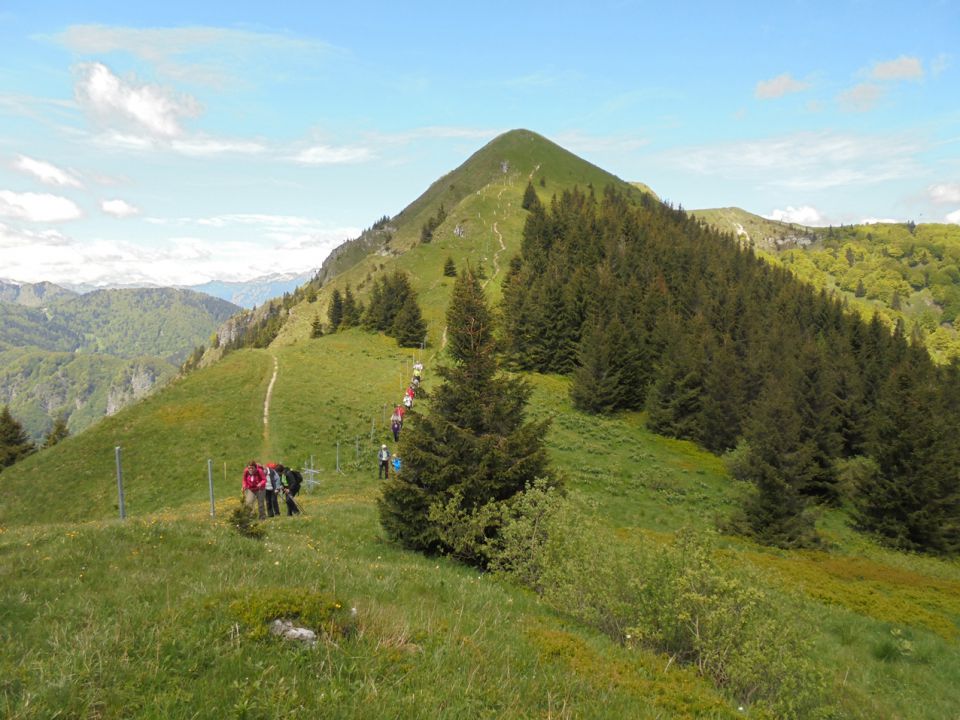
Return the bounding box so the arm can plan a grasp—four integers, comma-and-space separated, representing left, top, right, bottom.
776, 223, 960, 363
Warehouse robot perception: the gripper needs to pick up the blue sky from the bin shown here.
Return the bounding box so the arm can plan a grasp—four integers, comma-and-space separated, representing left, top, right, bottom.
1, 1, 958, 286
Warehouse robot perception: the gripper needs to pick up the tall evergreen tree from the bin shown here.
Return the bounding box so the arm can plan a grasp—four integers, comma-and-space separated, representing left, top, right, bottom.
43, 415, 69, 449
341, 284, 362, 327
729, 378, 820, 549
392, 294, 428, 347
521, 181, 540, 210
0, 406, 35, 468
378, 269, 553, 562
327, 288, 343, 331
311, 314, 324, 338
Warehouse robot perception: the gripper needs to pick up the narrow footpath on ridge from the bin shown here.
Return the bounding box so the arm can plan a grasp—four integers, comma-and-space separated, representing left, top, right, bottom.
262, 354, 279, 442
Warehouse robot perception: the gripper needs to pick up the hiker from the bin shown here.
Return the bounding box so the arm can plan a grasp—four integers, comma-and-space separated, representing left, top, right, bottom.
394, 405, 405, 423
413, 361, 423, 380
276, 463, 301, 516
241, 460, 267, 520
403, 393, 413, 409
378, 444, 391, 479
264, 463, 281, 518
405, 385, 415, 400
391, 415, 401, 442
391, 453, 402, 475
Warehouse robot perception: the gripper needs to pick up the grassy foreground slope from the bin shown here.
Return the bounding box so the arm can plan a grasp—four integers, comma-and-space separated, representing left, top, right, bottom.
4, 327, 960, 718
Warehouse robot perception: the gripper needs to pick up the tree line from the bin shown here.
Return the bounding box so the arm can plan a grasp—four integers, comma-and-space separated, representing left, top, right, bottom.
500, 185, 960, 553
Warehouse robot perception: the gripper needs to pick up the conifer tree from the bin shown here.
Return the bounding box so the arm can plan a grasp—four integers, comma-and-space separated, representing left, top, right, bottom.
0, 406, 35, 468
570, 314, 623, 413
311, 314, 324, 338
327, 289, 343, 331
43, 415, 69, 449
521, 181, 540, 210
378, 268, 553, 562
341, 285, 361, 327
729, 378, 820, 549
391, 294, 428, 347
443, 256, 457, 277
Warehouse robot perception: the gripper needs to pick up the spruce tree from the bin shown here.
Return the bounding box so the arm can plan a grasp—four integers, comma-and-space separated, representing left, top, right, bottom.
521, 181, 540, 210
311, 314, 324, 338
327, 289, 343, 331
0, 406, 35, 468
43, 415, 69, 449
443, 256, 457, 277
392, 294, 428, 348
378, 268, 553, 562
341, 285, 361, 327
729, 377, 820, 549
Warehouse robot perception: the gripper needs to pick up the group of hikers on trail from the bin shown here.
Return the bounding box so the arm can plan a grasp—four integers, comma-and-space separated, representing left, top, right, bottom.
242, 460, 303, 519
380, 360, 424, 479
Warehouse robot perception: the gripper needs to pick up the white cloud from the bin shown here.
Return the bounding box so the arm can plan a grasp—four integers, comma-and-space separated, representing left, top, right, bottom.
839, 83, 883, 112
946, 209, 960, 225
764, 206, 825, 226
666, 130, 922, 191
755, 73, 811, 99
101, 199, 140, 217
870, 55, 924, 81
0, 222, 73, 249
0, 190, 82, 222
170, 138, 266, 156
929, 183, 960, 204
75, 62, 201, 137
13, 155, 83, 188
53, 24, 331, 86
292, 145, 374, 164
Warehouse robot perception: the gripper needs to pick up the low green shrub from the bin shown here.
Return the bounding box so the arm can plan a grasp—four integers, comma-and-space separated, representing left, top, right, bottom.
225, 587, 354, 640
228, 501, 266, 540
490, 481, 835, 718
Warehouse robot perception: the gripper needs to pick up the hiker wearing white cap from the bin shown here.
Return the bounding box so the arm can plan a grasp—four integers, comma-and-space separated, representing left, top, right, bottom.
378, 443, 391, 479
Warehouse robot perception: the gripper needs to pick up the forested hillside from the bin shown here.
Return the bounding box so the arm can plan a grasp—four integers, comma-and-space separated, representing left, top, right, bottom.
693, 208, 960, 363
0, 286, 239, 439
504, 186, 960, 553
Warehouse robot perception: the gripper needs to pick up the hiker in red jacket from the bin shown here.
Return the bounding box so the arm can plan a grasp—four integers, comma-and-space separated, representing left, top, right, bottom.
242, 460, 267, 520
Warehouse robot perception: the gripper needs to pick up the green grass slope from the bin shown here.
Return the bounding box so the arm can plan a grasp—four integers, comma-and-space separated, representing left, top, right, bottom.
4, 326, 960, 718
691, 206, 816, 250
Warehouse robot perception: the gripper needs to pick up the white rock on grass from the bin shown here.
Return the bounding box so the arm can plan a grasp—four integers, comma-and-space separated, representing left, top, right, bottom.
270, 619, 317, 647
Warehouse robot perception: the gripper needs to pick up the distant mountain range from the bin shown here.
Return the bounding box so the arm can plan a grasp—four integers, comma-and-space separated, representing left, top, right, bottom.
0, 281, 239, 440
49, 270, 317, 310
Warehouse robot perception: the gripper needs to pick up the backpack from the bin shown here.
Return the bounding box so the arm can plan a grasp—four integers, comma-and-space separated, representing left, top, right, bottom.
285, 469, 303, 496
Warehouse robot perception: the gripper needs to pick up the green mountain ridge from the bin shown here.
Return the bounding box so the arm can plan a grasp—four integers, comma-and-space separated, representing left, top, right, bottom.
3, 130, 960, 718
692, 206, 960, 362
0, 287, 239, 439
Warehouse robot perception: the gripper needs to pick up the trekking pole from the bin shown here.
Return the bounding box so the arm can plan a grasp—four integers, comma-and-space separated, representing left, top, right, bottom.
207, 458, 215, 518
370, 417, 375, 442
355, 436, 360, 460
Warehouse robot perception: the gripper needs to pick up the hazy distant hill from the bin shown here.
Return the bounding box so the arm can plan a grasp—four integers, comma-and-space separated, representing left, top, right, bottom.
0, 285, 239, 439
190, 271, 315, 309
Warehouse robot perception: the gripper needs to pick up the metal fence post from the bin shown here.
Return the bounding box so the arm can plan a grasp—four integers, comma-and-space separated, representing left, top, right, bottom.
115, 446, 126, 520
208, 459, 215, 518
